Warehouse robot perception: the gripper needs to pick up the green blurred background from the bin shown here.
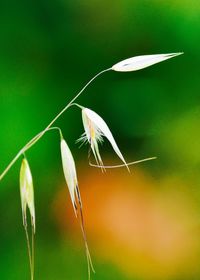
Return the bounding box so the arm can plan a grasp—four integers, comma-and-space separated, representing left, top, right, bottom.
0, 0, 200, 279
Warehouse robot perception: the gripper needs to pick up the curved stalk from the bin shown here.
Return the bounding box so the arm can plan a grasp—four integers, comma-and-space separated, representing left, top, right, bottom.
44, 68, 111, 130
0, 69, 111, 181
0, 128, 60, 180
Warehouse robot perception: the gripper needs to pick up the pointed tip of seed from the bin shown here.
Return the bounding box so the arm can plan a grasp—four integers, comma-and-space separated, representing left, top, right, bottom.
174, 52, 184, 55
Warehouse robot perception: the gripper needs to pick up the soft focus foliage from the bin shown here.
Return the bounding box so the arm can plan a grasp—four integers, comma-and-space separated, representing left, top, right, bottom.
0, 1, 199, 279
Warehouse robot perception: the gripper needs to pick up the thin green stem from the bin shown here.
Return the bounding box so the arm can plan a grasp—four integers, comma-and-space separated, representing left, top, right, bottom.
47, 126, 63, 139
31, 223, 35, 280
0, 128, 60, 180
24, 225, 33, 280
0, 68, 110, 181
44, 68, 111, 131
70, 103, 84, 109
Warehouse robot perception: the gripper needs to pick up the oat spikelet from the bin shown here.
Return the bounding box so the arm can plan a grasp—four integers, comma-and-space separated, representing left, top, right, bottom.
60, 136, 95, 279
78, 107, 129, 171
112, 52, 183, 72
19, 157, 35, 280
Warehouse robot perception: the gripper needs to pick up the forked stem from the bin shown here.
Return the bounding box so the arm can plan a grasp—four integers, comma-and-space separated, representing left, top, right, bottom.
0, 69, 111, 181
44, 68, 111, 130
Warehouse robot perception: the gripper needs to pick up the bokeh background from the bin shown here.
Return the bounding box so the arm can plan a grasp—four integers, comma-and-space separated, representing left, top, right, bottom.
0, 1, 199, 279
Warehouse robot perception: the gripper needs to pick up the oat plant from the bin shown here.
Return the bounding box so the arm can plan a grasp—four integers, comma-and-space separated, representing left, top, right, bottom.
0, 52, 183, 280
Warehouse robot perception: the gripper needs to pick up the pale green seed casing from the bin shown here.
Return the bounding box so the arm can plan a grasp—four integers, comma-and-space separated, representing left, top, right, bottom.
19, 158, 35, 232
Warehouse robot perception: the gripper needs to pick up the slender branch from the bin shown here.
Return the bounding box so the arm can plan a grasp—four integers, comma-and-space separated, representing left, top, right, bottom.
0, 128, 59, 180
0, 69, 111, 181
44, 68, 111, 131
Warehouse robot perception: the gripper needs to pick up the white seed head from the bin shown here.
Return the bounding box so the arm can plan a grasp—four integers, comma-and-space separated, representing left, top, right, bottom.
60, 138, 79, 214
60, 137, 94, 278
80, 108, 128, 170
19, 158, 35, 232
112, 52, 183, 72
